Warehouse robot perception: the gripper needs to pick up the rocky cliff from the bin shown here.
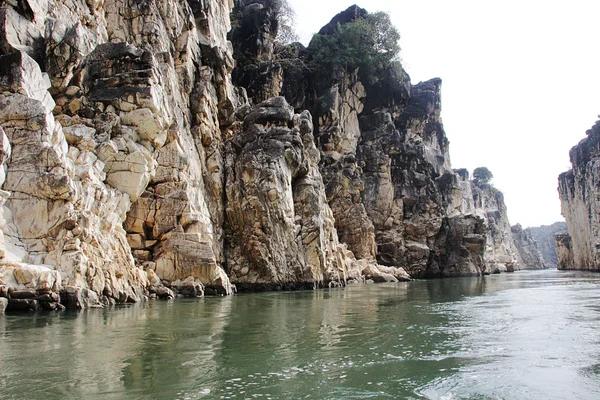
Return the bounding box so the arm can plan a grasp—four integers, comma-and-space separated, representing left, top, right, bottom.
511, 224, 547, 269
558, 120, 600, 271
526, 221, 567, 268
230, 4, 527, 278
0, 0, 526, 312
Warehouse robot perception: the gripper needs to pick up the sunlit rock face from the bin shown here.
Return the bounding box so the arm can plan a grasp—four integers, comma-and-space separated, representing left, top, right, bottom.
0, 0, 240, 305
558, 120, 600, 271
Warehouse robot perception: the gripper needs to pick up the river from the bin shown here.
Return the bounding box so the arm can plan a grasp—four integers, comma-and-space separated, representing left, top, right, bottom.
1, 269, 599, 399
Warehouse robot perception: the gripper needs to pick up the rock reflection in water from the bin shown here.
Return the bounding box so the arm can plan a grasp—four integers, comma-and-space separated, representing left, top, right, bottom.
1, 271, 600, 399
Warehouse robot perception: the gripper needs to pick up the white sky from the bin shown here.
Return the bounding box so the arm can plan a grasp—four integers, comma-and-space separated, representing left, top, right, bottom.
287, 0, 600, 228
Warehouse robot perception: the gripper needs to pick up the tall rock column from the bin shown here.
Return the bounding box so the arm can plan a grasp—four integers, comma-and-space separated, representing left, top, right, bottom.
358, 79, 451, 277
225, 97, 356, 289
312, 70, 378, 260
558, 120, 600, 270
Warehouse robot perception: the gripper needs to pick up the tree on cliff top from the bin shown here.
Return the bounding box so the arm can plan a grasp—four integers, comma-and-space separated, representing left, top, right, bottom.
307, 11, 401, 82
473, 167, 493, 185
275, 0, 299, 44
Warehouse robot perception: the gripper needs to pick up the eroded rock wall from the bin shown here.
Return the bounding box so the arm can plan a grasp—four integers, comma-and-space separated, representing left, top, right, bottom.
0, 0, 412, 309
528, 221, 567, 268
0, 0, 526, 310
228, 3, 523, 279
555, 231, 575, 270
558, 120, 600, 271
0, 0, 242, 305
511, 224, 547, 269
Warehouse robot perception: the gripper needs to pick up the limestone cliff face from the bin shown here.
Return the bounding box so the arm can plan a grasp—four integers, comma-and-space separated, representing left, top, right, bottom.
0, 0, 413, 311
528, 221, 567, 268
0, 0, 243, 309
0, 0, 528, 311
558, 120, 600, 271
511, 224, 547, 270
224, 98, 352, 289
555, 231, 575, 270
230, 4, 525, 279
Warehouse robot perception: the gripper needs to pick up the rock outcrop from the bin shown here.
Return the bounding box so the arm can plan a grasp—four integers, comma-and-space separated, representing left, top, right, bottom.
0, 0, 528, 311
558, 120, 600, 271
555, 230, 575, 270
524, 221, 567, 268
0, 0, 242, 306
511, 224, 547, 269
231, 4, 523, 278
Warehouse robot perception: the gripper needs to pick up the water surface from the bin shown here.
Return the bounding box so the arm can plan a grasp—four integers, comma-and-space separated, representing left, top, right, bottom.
1, 269, 600, 399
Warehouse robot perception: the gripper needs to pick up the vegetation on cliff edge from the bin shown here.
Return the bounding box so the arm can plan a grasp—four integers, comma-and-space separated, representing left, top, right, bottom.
307, 11, 401, 83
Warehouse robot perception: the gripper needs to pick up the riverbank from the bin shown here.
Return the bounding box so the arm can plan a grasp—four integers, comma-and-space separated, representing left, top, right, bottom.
2, 265, 533, 314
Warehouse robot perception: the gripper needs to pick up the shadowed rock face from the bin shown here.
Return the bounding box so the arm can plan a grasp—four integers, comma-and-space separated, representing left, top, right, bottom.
555, 231, 575, 270
558, 120, 600, 271
317, 5, 368, 36
229, 2, 526, 279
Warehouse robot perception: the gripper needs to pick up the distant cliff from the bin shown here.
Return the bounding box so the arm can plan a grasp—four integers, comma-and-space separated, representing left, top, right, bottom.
0, 0, 532, 312
558, 120, 600, 271
526, 222, 567, 268
511, 224, 547, 269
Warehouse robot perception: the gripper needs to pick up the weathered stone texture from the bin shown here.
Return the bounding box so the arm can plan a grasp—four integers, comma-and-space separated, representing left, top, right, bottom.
558, 120, 600, 271
224, 97, 389, 288
527, 221, 567, 268
555, 231, 575, 270
0, 0, 240, 306
0, 0, 529, 311
511, 224, 547, 270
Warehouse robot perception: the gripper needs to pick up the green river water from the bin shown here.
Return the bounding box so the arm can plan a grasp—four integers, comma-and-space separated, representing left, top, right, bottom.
1, 269, 600, 399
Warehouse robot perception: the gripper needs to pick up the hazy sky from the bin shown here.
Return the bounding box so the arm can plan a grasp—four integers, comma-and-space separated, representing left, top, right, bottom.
287, 0, 600, 228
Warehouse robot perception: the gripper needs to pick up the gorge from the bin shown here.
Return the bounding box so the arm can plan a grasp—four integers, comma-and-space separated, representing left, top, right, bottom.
0, 0, 553, 313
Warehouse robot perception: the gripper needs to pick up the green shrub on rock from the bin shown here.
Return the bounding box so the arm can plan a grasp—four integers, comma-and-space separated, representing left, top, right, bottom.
307, 11, 401, 83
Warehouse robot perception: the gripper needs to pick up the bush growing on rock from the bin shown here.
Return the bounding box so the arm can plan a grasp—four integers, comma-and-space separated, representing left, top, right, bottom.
473, 166, 493, 185
307, 11, 401, 82
275, 0, 299, 44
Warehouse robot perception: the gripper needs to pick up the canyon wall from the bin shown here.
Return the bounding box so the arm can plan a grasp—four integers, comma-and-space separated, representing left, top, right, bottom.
511, 224, 547, 269
558, 120, 600, 271
0, 0, 531, 311
231, 4, 526, 278
526, 222, 567, 268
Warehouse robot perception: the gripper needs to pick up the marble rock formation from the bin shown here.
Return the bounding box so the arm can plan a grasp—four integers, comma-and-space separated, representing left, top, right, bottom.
558, 120, 600, 270
0, 0, 243, 307
527, 221, 567, 268
511, 224, 547, 269
555, 231, 575, 270
230, 4, 526, 278
0, 0, 531, 310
